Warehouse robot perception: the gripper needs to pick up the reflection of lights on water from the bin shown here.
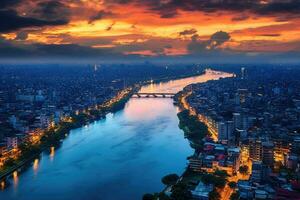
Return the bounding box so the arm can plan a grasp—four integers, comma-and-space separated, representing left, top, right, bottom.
13, 171, 18, 188
33, 158, 39, 174
1, 180, 5, 190
50, 147, 55, 161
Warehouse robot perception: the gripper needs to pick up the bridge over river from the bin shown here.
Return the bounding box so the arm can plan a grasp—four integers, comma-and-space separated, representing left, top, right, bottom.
132, 92, 176, 98
0, 69, 233, 200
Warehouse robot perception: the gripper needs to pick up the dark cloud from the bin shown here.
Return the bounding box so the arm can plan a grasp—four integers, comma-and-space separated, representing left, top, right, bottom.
14, 31, 28, 40
0, 37, 118, 58
258, 0, 300, 15
158, 6, 178, 18
107, 0, 300, 19
1, 34, 300, 63
106, 22, 116, 31
33, 0, 70, 21
0, 10, 68, 33
89, 10, 114, 24
33, 44, 115, 57
232, 14, 249, 21
0, 0, 21, 8
187, 36, 209, 54
187, 31, 230, 54
0, 35, 30, 56
210, 31, 231, 46
258, 34, 281, 37
179, 28, 198, 36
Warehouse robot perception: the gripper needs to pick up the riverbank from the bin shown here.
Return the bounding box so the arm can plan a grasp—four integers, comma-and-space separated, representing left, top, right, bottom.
0, 69, 205, 183
1, 68, 233, 199
0, 86, 137, 181
145, 85, 231, 200
170, 81, 242, 200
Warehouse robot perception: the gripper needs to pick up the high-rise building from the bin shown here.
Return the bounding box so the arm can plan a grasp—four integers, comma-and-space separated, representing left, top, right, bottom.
217, 121, 226, 141
227, 147, 241, 174
262, 141, 274, 167
249, 139, 262, 161
242, 115, 248, 130
274, 139, 290, 165
233, 113, 242, 129
237, 89, 248, 104
227, 121, 234, 141
251, 161, 263, 183
217, 121, 234, 142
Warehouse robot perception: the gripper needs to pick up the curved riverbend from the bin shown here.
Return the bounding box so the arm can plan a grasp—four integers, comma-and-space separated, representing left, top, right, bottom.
0, 69, 232, 200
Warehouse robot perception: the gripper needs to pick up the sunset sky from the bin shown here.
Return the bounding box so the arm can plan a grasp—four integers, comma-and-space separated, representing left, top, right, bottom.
1, 0, 300, 62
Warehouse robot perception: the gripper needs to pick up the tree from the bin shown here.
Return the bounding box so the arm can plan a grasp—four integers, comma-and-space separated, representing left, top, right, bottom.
201, 174, 215, 185
171, 182, 192, 200
228, 181, 237, 189
162, 174, 179, 186
214, 176, 227, 189
158, 193, 171, 200
202, 173, 226, 189
239, 165, 249, 175
214, 170, 228, 178
209, 189, 220, 200
4, 158, 16, 167
18, 141, 41, 160
230, 192, 240, 200
142, 194, 155, 200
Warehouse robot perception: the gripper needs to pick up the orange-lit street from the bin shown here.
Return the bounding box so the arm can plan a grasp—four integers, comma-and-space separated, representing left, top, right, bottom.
179, 85, 253, 200
0, 87, 133, 178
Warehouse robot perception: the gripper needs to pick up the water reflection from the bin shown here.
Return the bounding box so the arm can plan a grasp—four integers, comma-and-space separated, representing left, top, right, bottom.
1, 180, 5, 190
140, 70, 232, 93
124, 98, 173, 121
50, 147, 55, 161
13, 171, 18, 189
33, 159, 39, 175
1, 70, 232, 200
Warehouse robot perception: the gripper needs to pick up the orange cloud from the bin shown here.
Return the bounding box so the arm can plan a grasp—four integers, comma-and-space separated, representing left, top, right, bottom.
2, 0, 300, 57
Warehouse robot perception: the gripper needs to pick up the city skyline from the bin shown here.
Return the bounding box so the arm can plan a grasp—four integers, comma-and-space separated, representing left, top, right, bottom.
1, 1, 300, 200
1, 0, 300, 62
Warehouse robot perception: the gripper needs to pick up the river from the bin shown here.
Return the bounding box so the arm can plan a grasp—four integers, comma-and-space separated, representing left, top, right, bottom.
0, 69, 232, 200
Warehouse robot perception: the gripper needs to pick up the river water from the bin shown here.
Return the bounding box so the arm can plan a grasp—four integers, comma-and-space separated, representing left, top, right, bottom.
1, 70, 232, 200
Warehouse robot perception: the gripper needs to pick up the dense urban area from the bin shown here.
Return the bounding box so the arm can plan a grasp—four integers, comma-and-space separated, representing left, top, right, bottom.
146, 65, 300, 200
2, 63, 300, 200
0, 64, 202, 185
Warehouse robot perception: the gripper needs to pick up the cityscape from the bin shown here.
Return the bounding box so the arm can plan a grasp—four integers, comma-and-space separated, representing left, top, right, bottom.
175, 66, 300, 200
1, 0, 300, 200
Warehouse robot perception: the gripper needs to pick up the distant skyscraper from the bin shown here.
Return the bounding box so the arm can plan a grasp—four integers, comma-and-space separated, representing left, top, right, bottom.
94, 64, 98, 72
241, 67, 247, 79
